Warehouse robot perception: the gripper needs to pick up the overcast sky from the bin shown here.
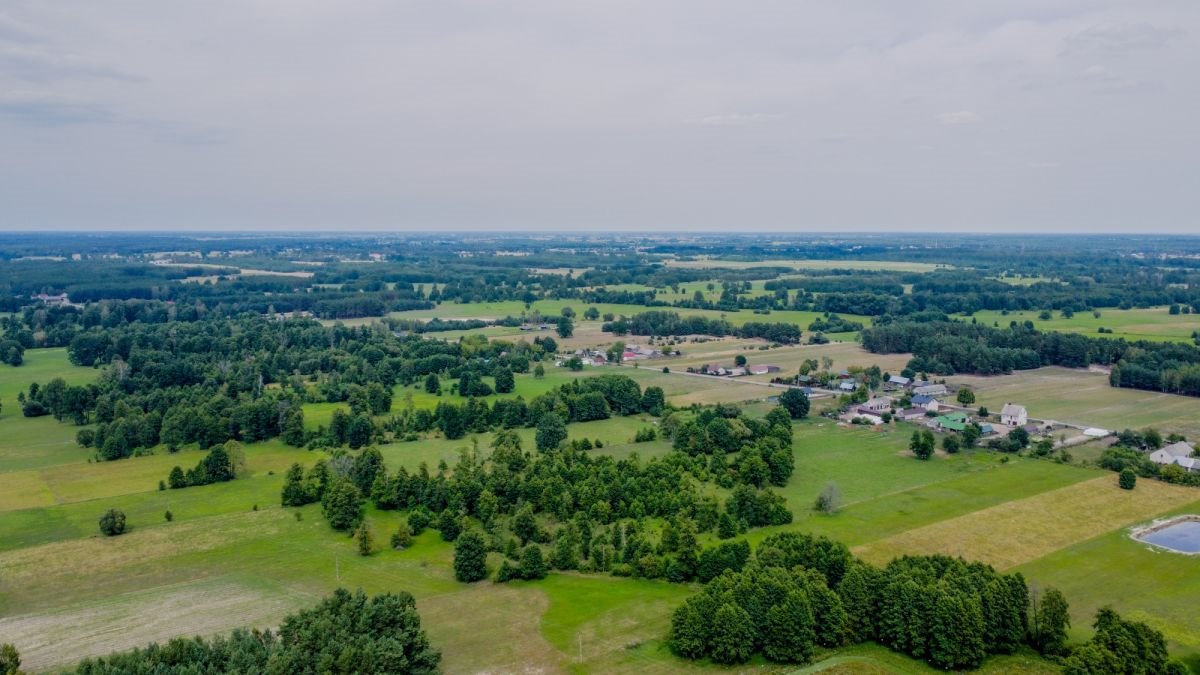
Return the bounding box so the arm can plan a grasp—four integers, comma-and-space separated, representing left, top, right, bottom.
2, 1, 1198, 233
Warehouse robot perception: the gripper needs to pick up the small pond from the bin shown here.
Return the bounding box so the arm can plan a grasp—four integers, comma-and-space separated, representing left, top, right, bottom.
1135, 517, 1200, 554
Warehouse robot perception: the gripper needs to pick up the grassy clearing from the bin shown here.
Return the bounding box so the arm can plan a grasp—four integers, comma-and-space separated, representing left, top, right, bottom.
965, 307, 1200, 343
0, 348, 101, 472
664, 340, 908, 382
948, 366, 1200, 438
854, 475, 1200, 569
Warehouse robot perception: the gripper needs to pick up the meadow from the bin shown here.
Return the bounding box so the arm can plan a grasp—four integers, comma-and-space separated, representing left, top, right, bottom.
662, 258, 950, 273
2, 349, 1200, 672
964, 306, 1200, 343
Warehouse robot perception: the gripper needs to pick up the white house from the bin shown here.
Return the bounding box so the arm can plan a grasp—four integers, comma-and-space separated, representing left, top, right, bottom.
1000, 403, 1028, 427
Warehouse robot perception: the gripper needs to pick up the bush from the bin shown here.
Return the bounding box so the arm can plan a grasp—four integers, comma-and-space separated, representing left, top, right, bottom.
1119, 468, 1137, 490
99, 508, 126, 536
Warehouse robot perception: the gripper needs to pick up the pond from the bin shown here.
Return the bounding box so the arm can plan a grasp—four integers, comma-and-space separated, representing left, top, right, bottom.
1136, 517, 1200, 554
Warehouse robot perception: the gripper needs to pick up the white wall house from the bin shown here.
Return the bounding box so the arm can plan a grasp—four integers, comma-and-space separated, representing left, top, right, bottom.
1000, 403, 1028, 426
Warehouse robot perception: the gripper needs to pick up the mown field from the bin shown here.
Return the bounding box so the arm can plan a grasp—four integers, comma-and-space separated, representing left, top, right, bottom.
2, 349, 1199, 672
964, 306, 1200, 343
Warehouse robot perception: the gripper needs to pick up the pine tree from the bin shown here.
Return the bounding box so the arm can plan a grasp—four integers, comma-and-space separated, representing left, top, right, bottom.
836, 563, 878, 642
436, 509, 461, 542
513, 504, 537, 544
519, 544, 546, 579
453, 530, 488, 582
668, 597, 712, 659
1119, 467, 1137, 489
717, 512, 738, 539
356, 521, 374, 556
321, 478, 363, 531
391, 524, 413, 550
281, 462, 310, 506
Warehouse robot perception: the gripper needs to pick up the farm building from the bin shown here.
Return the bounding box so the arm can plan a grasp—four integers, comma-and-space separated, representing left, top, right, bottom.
913, 384, 948, 397
930, 411, 968, 432
838, 381, 857, 392
1000, 403, 1028, 426
896, 407, 927, 421
861, 396, 893, 413
1149, 441, 1197, 472
749, 364, 781, 375
887, 375, 911, 387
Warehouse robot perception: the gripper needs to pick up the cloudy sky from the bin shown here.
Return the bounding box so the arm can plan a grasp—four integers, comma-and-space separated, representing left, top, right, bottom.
1, 1, 1197, 232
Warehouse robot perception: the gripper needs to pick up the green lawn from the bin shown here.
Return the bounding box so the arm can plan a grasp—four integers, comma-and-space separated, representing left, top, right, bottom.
0, 349, 101, 472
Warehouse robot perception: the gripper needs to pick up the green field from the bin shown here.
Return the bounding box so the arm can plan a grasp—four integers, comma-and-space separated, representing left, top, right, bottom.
2, 350, 1199, 672
965, 307, 1200, 343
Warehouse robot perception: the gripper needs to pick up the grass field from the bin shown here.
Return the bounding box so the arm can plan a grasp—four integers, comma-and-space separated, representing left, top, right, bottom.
3, 351, 1200, 672
948, 366, 1200, 438
964, 307, 1200, 343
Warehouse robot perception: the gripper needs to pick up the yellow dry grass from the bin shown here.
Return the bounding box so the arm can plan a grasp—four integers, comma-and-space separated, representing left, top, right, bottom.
0, 510, 287, 585
853, 475, 1200, 570
0, 470, 55, 511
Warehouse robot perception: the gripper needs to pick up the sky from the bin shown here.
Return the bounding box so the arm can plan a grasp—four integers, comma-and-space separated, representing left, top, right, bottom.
1, 1, 1198, 233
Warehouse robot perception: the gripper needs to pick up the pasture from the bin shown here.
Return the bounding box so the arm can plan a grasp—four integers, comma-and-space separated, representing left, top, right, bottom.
964, 306, 1200, 343
2, 350, 1200, 671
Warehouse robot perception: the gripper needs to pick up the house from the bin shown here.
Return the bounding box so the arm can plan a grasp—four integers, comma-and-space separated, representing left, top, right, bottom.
1000, 403, 1028, 427
749, 364, 781, 375
861, 396, 893, 413
896, 407, 927, 421
887, 375, 911, 388
913, 384, 948, 397
838, 381, 857, 392
33, 292, 70, 306
911, 394, 940, 413
1149, 441, 1196, 472
729, 367, 746, 377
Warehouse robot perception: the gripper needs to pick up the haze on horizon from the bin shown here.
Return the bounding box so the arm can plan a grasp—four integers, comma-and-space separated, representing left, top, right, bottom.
1, 1, 1198, 234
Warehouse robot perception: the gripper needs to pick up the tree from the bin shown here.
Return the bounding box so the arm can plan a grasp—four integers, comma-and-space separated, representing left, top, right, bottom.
961, 423, 982, 449
1031, 587, 1071, 656
641, 386, 665, 415
494, 368, 515, 393
513, 504, 537, 544
168, 465, 187, 489
281, 405, 306, 446
0, 644, 20, 675
814, 482, 842, 514
717, 512, 738, 539
942, 435, 961, 454
1119, 467, 1137, 490
709, 603, 755, 664
779, 388, 810, 419
391, 524, 413, 550
424, 373, 441, 394
535, 413, 567, 452
436, 509, 461, 541
555, 316, 574, 338
347, 414, 373, 449
99, 508, 126, 536
910, 430, 934, 460
356, 521, 373, 556
519, 544, 546, 579
281, 463, 310, 506
1007, 426, 1030, 449
956, 388, 976, 405
533, 363, 545, 379
734, 354, 747, 367
764, 591, 816, 663
321, 478, 364, 531
454, 530, 489, 582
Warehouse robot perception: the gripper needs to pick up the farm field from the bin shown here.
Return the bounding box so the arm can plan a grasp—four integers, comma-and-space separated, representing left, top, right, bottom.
3, 352, 1200, 671
0, 348, 100, 472
948, 366, 1200, 438
964, 306, 1200, 343
658, 339, 909, 382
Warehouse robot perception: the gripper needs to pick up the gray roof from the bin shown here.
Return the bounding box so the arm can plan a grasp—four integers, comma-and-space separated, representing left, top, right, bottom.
912, 394, 936, 404
1160, 441, 1195, 458
1001, 403, 1027, 417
